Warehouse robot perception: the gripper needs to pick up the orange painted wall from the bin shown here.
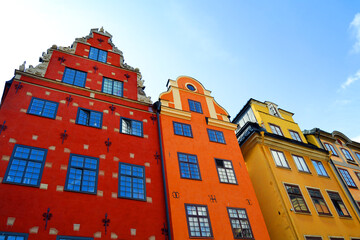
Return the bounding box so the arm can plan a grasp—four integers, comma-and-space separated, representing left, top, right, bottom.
159, 76, 270, 239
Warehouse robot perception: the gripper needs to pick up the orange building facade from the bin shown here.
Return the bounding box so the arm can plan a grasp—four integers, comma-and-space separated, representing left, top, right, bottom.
157, 76, 270, 239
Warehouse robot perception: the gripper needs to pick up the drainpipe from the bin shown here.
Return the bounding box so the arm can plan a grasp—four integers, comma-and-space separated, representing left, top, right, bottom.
154, 101, 172, 240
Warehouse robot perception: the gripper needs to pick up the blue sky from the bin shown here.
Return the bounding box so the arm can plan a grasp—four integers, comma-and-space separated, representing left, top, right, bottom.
1, 1, 360, 141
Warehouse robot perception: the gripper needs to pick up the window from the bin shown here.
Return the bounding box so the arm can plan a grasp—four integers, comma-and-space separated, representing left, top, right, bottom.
305, 237, 322, 240
65, 154, 99, 194
173, 122, 192, 137
178, 153, 201, 180
269, 123, 283, 136
27, 97, 58, 119
327, 191, 350, 217
311, 160, 328, 177
102, 77, 123, 97
355, 152, 360, 161
338, 168, 357, 188
76, 108, 102, 128
329, 237, 345, 240
289, 130, 302, 142
62, 68, 87, 87
267, 103, 281, 117
186, 84, 196, 91
292, 155, 310, 173
57, 237, 93, 240
227, 208, 253, 239
215, 159, 237, 184
188, 99, 202, 113
323, 143, 338, 156
355, 172, 360, 181
120, 118, 143, 137
270, 149, 290, 168
185, 204, 213, 238
118, 163, 145, 200
341, 148, 355, 162
284, 184, 310, 213
0, 232, 28, 240
88, 47, 107, 63
207, 129, 225, 143
4, 145, 47, 187
307, 188, 331, 216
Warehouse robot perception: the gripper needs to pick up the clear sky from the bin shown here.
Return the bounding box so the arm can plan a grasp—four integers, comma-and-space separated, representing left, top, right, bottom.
1, 1, 360, 141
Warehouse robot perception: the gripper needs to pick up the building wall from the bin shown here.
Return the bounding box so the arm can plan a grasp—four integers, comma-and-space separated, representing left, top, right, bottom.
159, 76, 270, 240
0, 28, 166, 240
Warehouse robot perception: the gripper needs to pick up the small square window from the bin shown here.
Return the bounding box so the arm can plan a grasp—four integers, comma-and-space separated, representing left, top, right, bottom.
355, 171, 360, 181
227, 208, 253, 239
338, 168, 357, 188
269, 123, 283, 136
341, 148, 355, 162
284, 184, 310, 213
292, 155, 310, 173
307, 188, 331, 216
311, 160, 328, 177
188, 99, 202, 113
0, 232, 28, 240
324, 143, 338, 156
207, 129, 225, 143
185, 204, 213, 238
76, 108, 103, 129
173, 122, 193, 137
3, 145, 47, 187
118, 163, 146, 200
215, 159, 237, 184
102, 77, 123, 97
327, 191, 351, 217
178, 153, 201, 180
289, 130, 302, 142
89, 47, 107, 63
62, 68, 87, 87
65, 154, 99, 194
27, 97, 58, 119
120, 118, 143, 137
270, 149, 290, 168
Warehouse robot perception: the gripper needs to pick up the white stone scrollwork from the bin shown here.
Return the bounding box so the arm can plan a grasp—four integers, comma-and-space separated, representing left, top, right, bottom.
24, 48, 53, 77
137, 73, 152, 104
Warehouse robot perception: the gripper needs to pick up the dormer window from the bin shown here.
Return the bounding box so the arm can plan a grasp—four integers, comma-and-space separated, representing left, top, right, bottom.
266, 102, 282, 118
89, 47, 107, 63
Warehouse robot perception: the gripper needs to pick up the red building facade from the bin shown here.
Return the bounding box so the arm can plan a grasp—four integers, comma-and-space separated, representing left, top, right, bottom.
0, 28, 167, 240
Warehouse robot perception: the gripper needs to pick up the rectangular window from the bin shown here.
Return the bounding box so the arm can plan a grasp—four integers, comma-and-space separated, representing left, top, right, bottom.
269, 123, 283, 136
284, 184, 310, 213
355, 172, 360, 181
338, 168, 357, 188
324, 143, 338, 156
62, 68, 87, 87
0, 232, 28, 240
173, 122, 192, 137
355, 152, 360, 161
289, 130, 302, 142
341, 148, 355, 162
102, 77, 123, 97
88, 47, 107, 63
118, 163, 145, 200
57, 237, 93, 240
270, 149, 290, 168
311, 160, 328, 177
329, 238, 345, 240
185, 204, 213, 238
305, 237, 322, 240
120, 118, 143, 137
178, 153, 201, 180
188, 99, 202, 113
215, 159, 237, 184
65, 154, 99, 194
4, 145, 47, 187
307, 188, 331, 216
76, 108, 102, 128
292, 155, 310, 173
327, 191, 350, 217
227, 208, 253, 239
207, 129, 225, 143
27, 97, 58, 119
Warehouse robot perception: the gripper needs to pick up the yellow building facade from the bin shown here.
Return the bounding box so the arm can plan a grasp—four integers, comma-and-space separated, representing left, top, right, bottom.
304, 129, 360, 218
233, 99, 360, 240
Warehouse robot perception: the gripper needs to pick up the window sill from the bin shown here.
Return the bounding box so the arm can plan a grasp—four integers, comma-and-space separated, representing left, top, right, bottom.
347, 160, 359, 166
120, 132, 144, 138
275, 165, 292, 170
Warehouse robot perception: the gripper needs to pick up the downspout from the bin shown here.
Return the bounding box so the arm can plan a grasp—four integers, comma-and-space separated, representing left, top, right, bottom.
315, 129, 360, 221
154, 101, 172, 240
258, 131, 301, 240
